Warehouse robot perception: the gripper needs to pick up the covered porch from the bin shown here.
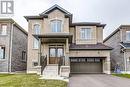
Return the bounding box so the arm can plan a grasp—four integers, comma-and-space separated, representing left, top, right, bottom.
33, 34, 72, 76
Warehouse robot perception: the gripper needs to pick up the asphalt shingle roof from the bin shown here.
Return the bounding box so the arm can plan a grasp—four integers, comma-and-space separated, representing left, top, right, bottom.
69, 43, 113, 50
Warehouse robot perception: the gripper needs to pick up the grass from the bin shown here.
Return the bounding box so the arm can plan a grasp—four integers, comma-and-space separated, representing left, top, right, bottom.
0, 74, 67, 87
112, 74, 130, 78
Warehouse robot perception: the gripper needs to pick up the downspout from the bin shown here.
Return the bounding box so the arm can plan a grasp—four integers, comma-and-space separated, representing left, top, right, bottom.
9, 22, 15, 72
123, 50, 127, 73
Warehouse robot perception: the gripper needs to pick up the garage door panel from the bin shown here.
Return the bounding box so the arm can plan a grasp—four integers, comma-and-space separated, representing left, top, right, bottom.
70, 58, 103, 73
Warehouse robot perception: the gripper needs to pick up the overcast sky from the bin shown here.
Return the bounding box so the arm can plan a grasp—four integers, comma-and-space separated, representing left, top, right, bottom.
1, 0, 130, 38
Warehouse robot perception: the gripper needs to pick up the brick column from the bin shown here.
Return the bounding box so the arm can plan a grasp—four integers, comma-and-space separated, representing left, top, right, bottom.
38, 39, 41, 66
37, 38, 41, 75
65, 38, 69, 65
103, 57, 111, 74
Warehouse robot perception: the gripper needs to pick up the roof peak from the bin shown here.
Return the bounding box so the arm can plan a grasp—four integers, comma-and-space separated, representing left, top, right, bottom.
39, 4, 72, 15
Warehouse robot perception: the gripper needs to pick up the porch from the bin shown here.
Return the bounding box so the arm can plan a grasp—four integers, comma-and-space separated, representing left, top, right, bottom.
33, 33, 72, 77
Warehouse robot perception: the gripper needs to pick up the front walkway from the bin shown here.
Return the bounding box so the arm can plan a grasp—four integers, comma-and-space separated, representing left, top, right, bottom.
68, 74, 130, 87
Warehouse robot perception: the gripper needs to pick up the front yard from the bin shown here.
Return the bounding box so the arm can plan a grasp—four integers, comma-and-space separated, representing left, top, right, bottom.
0, 74, 67, 87
113, 74, 130, 78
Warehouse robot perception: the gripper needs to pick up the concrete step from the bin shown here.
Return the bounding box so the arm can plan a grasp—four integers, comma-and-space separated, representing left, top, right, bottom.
42, 65, 59, 77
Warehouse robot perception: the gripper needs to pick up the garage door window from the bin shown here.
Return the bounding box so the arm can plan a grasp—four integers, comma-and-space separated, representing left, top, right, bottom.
79, 58, 86, 62
87, 58, 94, 62
70, 58, 101, 63
95, 59, 101, 62
71, 59, 78, 62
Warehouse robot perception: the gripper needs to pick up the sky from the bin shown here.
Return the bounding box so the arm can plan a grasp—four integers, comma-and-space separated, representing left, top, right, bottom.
1, 0, 130, 38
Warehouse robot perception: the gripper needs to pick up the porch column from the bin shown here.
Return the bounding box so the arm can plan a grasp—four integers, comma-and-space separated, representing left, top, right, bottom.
65, 38, 69, 65
103, 57, 111, 74
36, 38, 42, 75
38, 38, 41, 66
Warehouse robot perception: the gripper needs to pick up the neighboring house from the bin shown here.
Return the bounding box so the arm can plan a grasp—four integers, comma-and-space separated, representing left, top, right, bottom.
0, 18, 28, 73
104, 25, 130, 73
25, 4, 112, 76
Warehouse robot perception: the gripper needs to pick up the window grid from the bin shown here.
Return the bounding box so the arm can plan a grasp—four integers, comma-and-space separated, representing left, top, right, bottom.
51, 20, 62, 32
34, 24, 40, 34
80, 28, 91, 39
0, 24, 7, 35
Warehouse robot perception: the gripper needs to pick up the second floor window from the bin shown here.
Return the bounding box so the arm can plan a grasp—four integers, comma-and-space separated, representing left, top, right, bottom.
34, 24, 40, 34
0, 24, 7, 35
80, 28, 92, 39
126, 31, 130, 41
51, 20, 62, 32
0, 46, 5, 59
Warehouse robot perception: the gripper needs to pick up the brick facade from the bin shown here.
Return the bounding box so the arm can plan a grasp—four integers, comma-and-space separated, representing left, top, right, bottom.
0, 19, 27, 72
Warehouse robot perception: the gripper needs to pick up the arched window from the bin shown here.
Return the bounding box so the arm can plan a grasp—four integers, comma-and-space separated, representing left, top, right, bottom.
34, 24, 40, 34
51, 20, 62, 32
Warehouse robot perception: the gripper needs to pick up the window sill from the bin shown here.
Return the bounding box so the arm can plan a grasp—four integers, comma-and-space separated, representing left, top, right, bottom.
0, 59, 6, 61
32, 48, 39, 50
79, 39, 92, 41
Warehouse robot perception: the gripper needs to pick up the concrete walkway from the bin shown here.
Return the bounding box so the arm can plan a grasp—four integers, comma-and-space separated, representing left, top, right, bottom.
68, 74, 130, 87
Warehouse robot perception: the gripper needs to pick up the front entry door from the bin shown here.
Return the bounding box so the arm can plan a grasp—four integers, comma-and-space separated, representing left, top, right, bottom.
49, 47, 63, 64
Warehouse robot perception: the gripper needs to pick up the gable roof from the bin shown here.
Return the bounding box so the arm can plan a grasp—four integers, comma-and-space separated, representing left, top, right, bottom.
24, 4, 72, 21
24, 5, 105, 28
103, 25, 130, 43
39, 4, 72, 16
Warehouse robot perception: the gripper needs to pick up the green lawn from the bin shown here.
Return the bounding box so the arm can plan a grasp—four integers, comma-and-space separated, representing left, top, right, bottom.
0, 74, 67, 87
113, 74, 130, 78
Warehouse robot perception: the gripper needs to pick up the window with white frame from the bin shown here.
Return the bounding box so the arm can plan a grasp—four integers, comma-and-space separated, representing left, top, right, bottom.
33, 38, 39, 49
51, 20, 62, 32
80, 28, 92, 39
126, 31, 130, 41
0, 24, 7, 35
34, 24, 40, 34
0, 46, 5, 59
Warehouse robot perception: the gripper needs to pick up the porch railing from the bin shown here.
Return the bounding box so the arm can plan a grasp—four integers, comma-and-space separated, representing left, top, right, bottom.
58, 56, 65, 75
40, 55, 47, 75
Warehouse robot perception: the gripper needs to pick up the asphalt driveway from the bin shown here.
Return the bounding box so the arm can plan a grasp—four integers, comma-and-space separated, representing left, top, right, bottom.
68, 74, 130, 87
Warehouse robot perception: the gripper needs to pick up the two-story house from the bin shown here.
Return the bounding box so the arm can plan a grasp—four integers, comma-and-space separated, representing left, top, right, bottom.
0, 18, 28, 73
25, 5, 112, 77
104, 25, 130, 73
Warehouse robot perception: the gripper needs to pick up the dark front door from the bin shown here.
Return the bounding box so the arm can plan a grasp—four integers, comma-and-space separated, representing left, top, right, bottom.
49, 47, 63, 64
